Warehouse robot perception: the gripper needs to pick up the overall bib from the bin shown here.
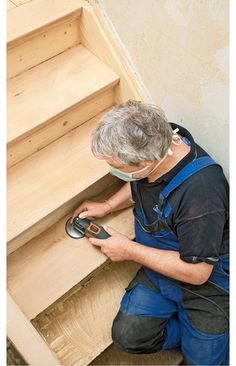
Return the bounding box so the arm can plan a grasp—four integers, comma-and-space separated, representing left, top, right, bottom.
113, 156, 229, 365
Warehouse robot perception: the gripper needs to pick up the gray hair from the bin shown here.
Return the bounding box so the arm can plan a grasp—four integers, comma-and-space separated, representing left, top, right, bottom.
91, 100, 173, 166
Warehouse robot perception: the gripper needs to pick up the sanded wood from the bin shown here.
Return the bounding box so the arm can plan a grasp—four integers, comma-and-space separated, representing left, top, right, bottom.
7, 88, 115, 168
7, 174, 117, 254
7, 1, 17, 10
32, 261, 140, 366
90, 343, 182, 365
7, 0, 83, 47
80, 5, 149, 105
8, 179, 135, 319
7, 44, 119, 144
7, 293, 61, 365
7, 17, 81, 79
7, 108, 116, 244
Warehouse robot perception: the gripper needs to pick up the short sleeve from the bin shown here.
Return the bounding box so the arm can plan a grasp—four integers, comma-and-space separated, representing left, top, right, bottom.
172, 168, 228, 265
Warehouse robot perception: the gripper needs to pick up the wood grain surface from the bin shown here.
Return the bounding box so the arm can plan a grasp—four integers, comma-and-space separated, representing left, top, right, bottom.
7, 44, 119, 144
32, 261, 140, 366
7, 107, 117, 244
7, 17, 81, 79
8, 180, 135, 319
7, 0, 82, 46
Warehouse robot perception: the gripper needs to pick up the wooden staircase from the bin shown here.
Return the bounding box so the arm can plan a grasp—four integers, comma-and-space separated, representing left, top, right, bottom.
7, 1, 182, 365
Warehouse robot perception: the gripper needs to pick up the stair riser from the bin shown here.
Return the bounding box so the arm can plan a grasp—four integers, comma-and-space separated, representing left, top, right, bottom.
32, 261, 140, 366
7, 174, 118, 255
8, 16, 81, 80
7, 88, 115, 168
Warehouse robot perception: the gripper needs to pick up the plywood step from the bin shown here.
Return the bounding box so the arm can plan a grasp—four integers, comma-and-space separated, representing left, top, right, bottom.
7, 0, 83, 78
7, 0, 82, 46
32, 261, 140, 366
8, 180, 135, 319
7, 85, 115, 169
7, 108, 115, 250
7, 44, 119, 163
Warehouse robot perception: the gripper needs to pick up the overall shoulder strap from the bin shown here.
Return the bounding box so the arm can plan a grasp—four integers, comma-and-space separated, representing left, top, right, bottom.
159, 156, 219, 202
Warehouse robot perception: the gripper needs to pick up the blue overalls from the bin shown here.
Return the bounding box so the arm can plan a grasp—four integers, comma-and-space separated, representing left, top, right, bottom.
116, 156, 229, 365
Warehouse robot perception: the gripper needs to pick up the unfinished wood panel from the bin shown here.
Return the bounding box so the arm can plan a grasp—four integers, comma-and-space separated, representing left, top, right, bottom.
7, 293, 61, 365
8, 180, 135, 319
8, 174, 117, 254
90, 343, 182, 365
7, 17, 81, 79
7, 44, 119, 145
7, 0, 82, 47
80, 5, 148, 104
32, 261, 140, 366
7, 88, 115, 168
7, 1, 17, 11
7, 108, 117, 244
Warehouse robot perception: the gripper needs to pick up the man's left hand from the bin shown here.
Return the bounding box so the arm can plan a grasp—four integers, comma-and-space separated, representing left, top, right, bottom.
88, 226, 133, 262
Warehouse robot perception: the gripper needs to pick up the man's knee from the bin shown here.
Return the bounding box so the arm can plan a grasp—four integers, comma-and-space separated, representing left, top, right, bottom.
112, 310, 167, 354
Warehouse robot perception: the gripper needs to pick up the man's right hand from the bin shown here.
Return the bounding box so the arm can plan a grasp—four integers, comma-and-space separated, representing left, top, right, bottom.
71, 200, 112, 223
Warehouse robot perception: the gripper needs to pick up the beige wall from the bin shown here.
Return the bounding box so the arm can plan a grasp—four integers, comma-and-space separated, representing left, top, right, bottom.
95, 0, 229, 177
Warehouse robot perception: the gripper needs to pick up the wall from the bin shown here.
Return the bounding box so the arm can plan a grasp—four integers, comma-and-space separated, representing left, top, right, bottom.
94, 0, 229, 177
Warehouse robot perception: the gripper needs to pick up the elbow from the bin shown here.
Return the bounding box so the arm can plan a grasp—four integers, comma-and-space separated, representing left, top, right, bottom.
190, 277, 209, 285
184, 276, 208, 286
180, 262, 214, 285
187, 271, 212, 285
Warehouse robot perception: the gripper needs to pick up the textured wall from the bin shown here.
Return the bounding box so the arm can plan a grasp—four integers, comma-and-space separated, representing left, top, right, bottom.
96, 0, 229, 177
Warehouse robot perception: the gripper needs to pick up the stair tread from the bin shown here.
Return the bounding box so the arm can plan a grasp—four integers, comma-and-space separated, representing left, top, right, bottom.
32, 261, 139, 365
7, 108, 113, 243
7, 0, 82, 46
8, 187, 134, 319
7, 44, 119, 144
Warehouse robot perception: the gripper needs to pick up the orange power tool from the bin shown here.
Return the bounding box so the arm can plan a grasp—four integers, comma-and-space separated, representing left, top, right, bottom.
65, 216, 111, 240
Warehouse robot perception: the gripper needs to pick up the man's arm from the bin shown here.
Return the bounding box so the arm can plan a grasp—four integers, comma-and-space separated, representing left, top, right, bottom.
72, 182, 133, 220
106, 182, 134, 212
127, 241, 214, 285
89, 226, 214, 285
89, 181, 215, 285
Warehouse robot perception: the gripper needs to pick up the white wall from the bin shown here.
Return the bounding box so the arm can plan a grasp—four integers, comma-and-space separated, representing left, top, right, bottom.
96, 0, 229, 177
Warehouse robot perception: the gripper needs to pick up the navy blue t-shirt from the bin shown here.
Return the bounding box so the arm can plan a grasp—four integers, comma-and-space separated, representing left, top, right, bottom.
132, 123, 229, 265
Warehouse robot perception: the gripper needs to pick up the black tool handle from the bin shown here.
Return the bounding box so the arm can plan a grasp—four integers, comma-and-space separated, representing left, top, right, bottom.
84, 222, 111, 239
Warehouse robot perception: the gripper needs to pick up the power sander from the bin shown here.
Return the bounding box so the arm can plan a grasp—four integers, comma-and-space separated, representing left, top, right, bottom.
65, 216, 111, 240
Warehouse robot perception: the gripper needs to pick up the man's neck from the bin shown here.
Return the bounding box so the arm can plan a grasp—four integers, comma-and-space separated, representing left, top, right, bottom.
147, 141, 191, 183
